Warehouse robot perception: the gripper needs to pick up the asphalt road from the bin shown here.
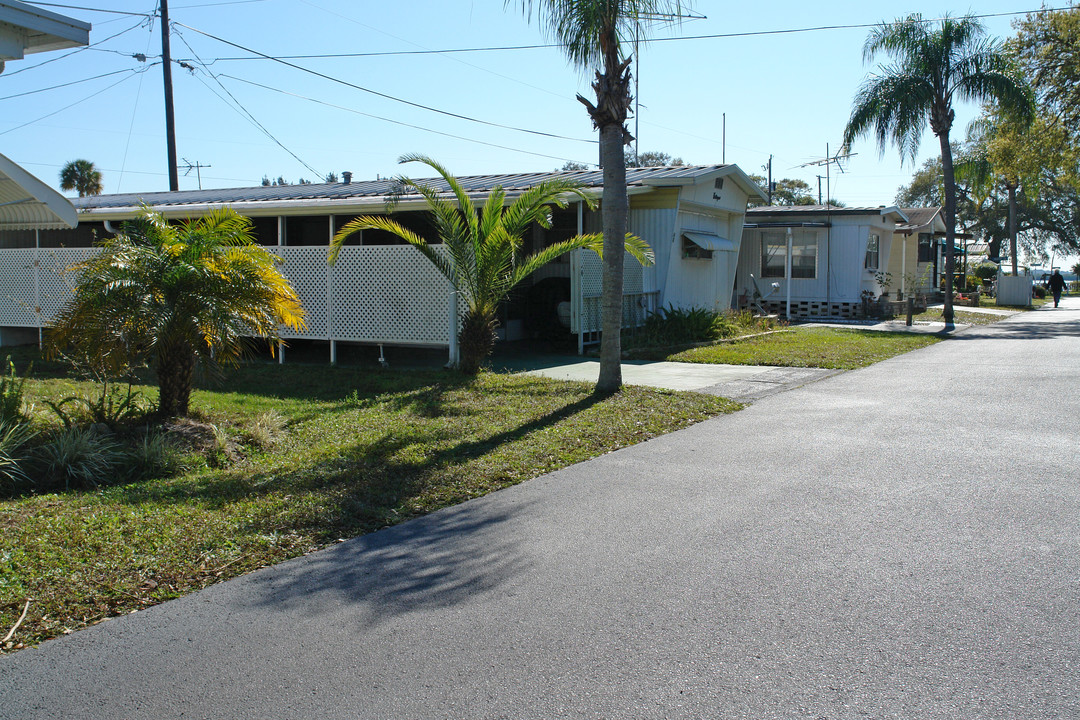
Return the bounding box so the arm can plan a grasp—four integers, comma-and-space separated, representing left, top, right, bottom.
3, 300, 1078, 719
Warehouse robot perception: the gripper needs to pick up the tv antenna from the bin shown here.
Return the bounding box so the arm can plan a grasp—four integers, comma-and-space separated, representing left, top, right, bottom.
632, 10, 707, 164
798, 144, 856, 205
180, 158, 211, 190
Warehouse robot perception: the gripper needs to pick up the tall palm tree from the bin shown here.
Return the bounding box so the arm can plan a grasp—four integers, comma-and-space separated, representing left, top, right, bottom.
59, 159, 104, 197
48, 207, 305, 417
843, 13, 1032, 323
329, 154, 653, 374
513, 0, 686, 392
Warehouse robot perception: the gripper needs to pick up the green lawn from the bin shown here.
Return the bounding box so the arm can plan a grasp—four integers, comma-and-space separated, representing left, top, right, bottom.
667, 327, 942, 370
0, 357, 738, 652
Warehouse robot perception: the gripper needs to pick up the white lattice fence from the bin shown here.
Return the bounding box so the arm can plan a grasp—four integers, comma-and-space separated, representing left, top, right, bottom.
329, 246, 454, 345
0, 250, 37, 327
0, 245, 455, 348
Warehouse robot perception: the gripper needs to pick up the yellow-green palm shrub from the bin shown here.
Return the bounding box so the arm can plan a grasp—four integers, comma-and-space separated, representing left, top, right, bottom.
47, 207, 305, 417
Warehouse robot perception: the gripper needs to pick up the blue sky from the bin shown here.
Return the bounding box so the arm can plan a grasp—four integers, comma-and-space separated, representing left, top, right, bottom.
0, 0, 1063, 226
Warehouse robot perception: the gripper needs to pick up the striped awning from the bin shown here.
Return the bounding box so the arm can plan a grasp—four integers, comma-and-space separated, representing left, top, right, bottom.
0, 152, 77, 230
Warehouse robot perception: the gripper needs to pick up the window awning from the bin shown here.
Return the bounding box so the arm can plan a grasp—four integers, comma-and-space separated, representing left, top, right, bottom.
0, 152, 77, 230
682, 231, 735, 252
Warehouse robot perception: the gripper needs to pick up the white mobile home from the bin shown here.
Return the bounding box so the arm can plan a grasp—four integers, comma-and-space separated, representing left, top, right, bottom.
0, 164, 765, 358
735, 205, 908, 318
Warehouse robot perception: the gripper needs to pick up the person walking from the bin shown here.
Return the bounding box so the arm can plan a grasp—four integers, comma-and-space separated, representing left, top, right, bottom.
1048, 269, 1068, 307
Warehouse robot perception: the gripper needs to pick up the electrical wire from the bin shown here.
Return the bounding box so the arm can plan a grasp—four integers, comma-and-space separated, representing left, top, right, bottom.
116, 14, 159, 193
173, 21, 598, 145
0, 19, 148, 78
218, 73, 595, 167
0, 68, 139, 101
172, 27, 322, 177
0, 69, 150, 137
192, 6, 1073, 62
18, 2, 151, 17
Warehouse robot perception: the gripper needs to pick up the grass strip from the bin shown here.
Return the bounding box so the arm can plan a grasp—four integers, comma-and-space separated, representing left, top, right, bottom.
666, 327, 942, 370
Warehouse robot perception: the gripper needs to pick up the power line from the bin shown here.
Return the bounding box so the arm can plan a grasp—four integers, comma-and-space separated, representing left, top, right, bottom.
188, 6, 1073, 63
19, 2, 152, 17
172, 27, 322, 177
0, 68, 140, 101
218, 73, 595, 167
0, 19, 148, 77
0, 70, 147, 137
173, 21, 598, 145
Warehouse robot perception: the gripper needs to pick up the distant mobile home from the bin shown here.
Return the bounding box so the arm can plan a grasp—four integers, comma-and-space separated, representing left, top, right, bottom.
0, 164, 766, 358
735, 205, 908, 318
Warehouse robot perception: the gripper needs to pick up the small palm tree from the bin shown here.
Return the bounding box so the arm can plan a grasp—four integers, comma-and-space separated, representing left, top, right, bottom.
513, 0, 687, 392
843, 13, 1032, 323
48, 207, 305, 417
59, 159, 104, 197
329, 154, 653, 374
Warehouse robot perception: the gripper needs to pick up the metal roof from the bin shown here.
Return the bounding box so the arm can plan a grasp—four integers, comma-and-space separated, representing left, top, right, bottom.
895, 207, 944, 233
74, 164, 753, 214
0, 152, 78, 230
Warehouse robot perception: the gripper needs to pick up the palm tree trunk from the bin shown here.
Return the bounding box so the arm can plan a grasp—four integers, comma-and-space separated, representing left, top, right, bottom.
156, 342, 196, 417
596, 122, 628, 394
939, 134, 957, 325
459, 309, 498, 375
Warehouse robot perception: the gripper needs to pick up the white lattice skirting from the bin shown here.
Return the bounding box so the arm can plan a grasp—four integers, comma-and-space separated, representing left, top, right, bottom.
0, 246, 457, 347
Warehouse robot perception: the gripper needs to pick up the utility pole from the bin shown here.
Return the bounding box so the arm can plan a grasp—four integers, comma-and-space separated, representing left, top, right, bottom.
160, 0, 179, 191
766, 155, 773, 205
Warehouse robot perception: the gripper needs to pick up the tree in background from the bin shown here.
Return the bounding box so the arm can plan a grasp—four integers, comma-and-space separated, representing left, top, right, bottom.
47, 208, 305, 417
329, 155, 653, 374
59, 159, 103, 197
625, 150, 685, 167
513, 0, 688, 393
844, 13, 1032, 324
748, 176, 817, 206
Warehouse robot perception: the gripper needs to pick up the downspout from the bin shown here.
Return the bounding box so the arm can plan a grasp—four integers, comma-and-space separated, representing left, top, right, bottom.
104, 220, 123, 235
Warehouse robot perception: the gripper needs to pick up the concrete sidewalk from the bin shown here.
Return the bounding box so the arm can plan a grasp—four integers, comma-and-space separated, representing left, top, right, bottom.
497, 354, 839, 401
4, 298, 1078, 719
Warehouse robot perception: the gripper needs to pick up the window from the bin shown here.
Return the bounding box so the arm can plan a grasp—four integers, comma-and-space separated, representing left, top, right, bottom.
761, 231, 817, 279
917, 233, 934, 262
761, 233, 786, 278
865, 233, 880, 270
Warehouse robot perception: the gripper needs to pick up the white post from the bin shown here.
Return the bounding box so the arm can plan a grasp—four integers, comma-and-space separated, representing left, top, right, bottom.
576, 201, 585, 355
328, 215, 335, 364
901, 235, 907, 296
278, 340, 284, 365
448, 291, 460, 367
785, 227, 792, 319
34, 230, 41, 349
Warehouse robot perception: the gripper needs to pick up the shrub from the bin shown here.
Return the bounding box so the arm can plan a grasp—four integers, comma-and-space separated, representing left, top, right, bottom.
973, 263, 998, 282
1034, 285, 1047, 299
247, 410, 286, 450
122, 430, 178, 481
0, 355, 29, 426
629, 306, 774, 349
33, 426, 123, 491
0, 422, 36, 489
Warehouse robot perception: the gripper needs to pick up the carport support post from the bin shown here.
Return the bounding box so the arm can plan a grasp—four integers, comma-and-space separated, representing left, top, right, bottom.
448, 291, 460, 367
785, 227, 792, 319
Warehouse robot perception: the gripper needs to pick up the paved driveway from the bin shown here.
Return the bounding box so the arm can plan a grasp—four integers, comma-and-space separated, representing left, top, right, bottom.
3, 300, 1077, 719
